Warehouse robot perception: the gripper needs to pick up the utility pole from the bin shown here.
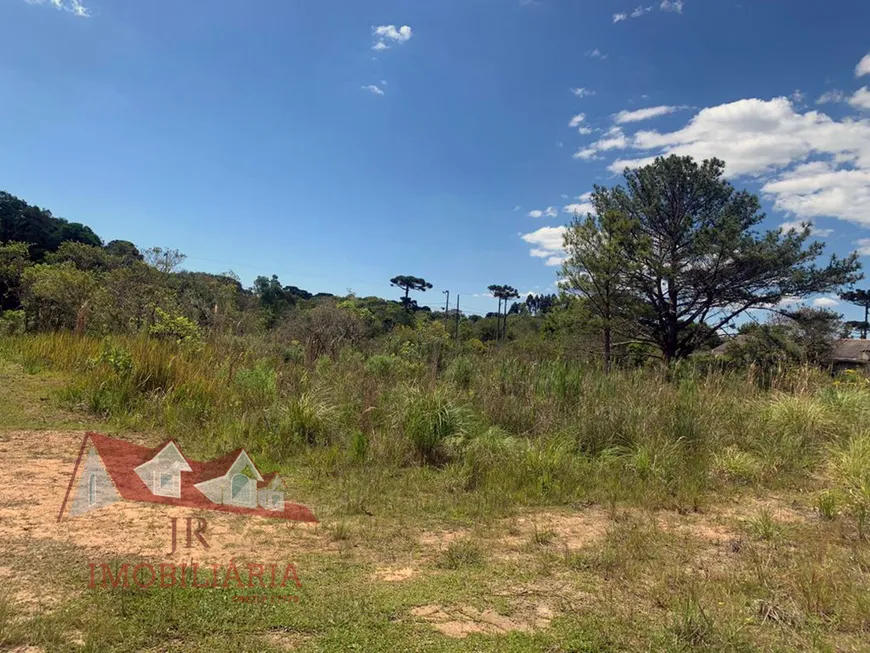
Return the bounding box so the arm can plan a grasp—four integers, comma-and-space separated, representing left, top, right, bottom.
455, 295, 460, 340
443, 289, 450, 314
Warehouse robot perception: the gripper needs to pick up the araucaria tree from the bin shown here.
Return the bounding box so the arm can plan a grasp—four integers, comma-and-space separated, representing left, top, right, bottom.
390, 275, 433, 311
488, 284, 519, 340
839, 289, 870, 339
564, 155, 861, 363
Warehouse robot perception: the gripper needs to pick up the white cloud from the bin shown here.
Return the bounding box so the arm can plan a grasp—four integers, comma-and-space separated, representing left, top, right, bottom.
513, 205, 521, 212
856, 53, 870, 78
586, 48, 607, 60
614, 105, 682, 124
854, 238, 870, 256
579, 95, 870, 231
595, 128, 629, 151
573, 147, 599, 160
362, 84, 385, 96
813, 297, 840, 308
611, 97, 870, 177
778, 220, 833, 237
613, 1, 679, 22
570, 87, 595, 98
763, 163, 870, 228
775, 296, 802, 308
563, 201, 595, 216
577, 126, 593, 135
527, 207, 557, 219
568, 113, 586, 128
849, 87, 870, 110
522, 226, 567, 266
25, 0, 89, 17
817, 90, 847, 104
790, 89, 805, 104
372, 24, 413, 51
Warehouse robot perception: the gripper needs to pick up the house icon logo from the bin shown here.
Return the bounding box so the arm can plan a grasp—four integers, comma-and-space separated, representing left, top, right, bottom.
58, 432, 317, 523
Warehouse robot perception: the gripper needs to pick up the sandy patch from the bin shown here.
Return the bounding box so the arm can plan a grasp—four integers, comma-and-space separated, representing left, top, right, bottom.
373, 566, 418, 582
0, 430, 322, 566
411, 602, 553, 638
719, 496, 810, 523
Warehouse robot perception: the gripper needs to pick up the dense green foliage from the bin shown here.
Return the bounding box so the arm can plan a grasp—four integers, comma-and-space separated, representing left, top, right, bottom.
562, 156, 862, 362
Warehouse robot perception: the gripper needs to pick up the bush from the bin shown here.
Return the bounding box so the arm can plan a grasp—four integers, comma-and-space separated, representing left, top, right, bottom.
445, 356, 474, 390
394, 386, 470, 465
149, 307, 202, 346
0, 310, 25, 336
437, 540, 484, 569
828, 433, 870, 538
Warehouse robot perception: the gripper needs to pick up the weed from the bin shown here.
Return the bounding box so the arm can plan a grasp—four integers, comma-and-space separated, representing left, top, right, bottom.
437, 540, 484, 570
746, 509, 783, 541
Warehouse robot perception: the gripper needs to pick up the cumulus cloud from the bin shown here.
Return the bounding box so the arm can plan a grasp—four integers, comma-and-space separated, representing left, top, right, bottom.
372, 24, 413, 50
812, 297, 840, 308
361, 84, 385, 96
586, 48, 607, 59
613, 12, 628, 22
857, 53, 870, 78
568, 113, 586, 128
610, 97, 870, 176
570, 94, 870, 236
521, 226, 567, 266
614, 105, 683, 124
854, 238, 870, 256
25, 0, 89, 17
850, 87, 870, 110
762, 163, 870, 228
577, 126, 593, 135
778, 220, 833, 237
563, 200, 595, 216
527, 207, 558, 219
573, 147, 599, 160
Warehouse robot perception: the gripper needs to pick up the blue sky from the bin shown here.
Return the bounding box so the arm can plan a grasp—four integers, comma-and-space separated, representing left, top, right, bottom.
1, 0, 870, 319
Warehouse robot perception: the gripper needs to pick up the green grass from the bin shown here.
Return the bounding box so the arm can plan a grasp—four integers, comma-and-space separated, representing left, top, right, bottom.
3, 333, 870, 651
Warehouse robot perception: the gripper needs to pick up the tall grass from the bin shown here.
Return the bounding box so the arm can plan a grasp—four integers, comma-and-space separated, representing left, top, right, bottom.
2, 332, 867, 518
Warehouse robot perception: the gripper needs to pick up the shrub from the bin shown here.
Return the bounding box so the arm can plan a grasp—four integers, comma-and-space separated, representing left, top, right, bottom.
0, 310, 25, 336
437, 540, 483, 569
234, 361, 278, 407
394, 386, 470, 465
148, 307, 202, 346
828, 433, 870, 538
445, 356, 474, 390
713, 445, 760, 484
365, 354, 397, 380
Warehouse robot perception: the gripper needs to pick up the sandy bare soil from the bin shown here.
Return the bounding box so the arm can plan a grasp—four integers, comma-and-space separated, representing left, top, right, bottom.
0, 430, 321, 565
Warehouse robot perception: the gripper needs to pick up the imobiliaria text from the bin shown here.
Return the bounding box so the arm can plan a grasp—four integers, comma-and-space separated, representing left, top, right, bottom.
86, 516, 302, 603
87, 559, 302, 604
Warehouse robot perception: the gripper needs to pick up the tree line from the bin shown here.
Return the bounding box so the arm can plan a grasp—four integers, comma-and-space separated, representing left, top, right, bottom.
2, 155, 868, 370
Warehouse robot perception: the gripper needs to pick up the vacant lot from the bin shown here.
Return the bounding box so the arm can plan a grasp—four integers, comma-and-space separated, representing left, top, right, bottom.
2, 339, 870, 652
